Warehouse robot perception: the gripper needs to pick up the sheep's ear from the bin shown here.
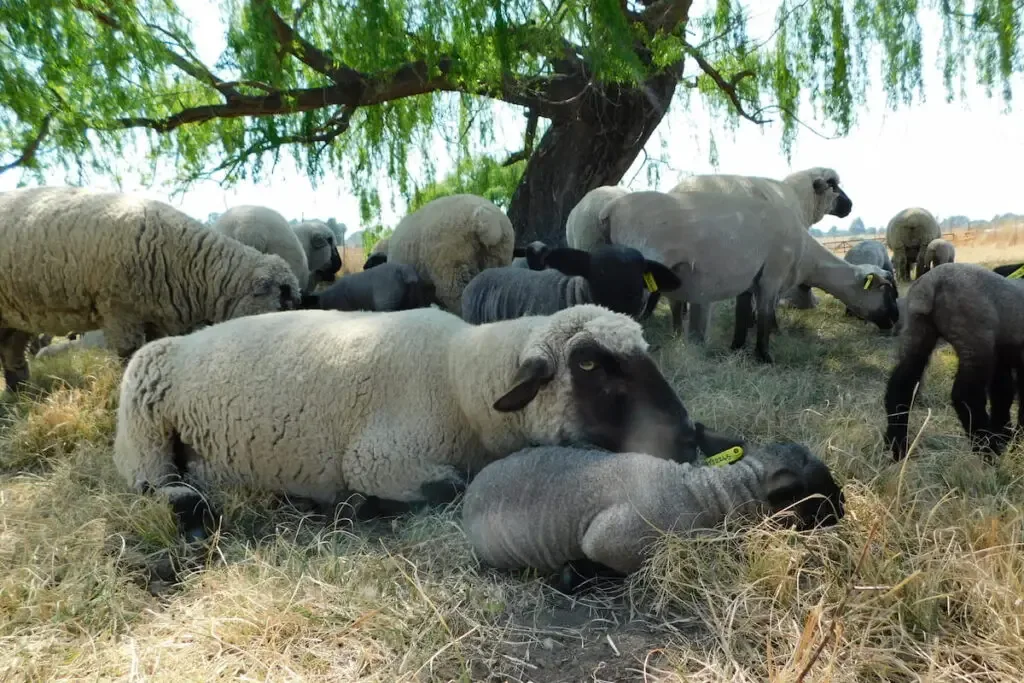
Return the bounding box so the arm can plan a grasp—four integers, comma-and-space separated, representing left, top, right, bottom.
812, 178, 828, 194
544, 248, 592, 278
493, 356, 556, 412
763, 467, 805, 512
643, 260, 682, 293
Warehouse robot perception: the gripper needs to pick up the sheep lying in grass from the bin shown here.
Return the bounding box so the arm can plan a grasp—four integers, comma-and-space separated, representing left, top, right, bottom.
599, 190, 898, 363
510, 241, 551, 269
363, 237, 389, 270
918, 238, 956, 277
212, 205, 310, 289
0, 186, 300, 393
884, 263, 1024, 462
387, 195, 515, 312
461, 244, 680, 324
113, 304, 701, 541
565, 186, 629, 252
885, 207, 941, 281
462, 441, 845, 594
293, 220, 343, 289
843, 240, 896, 319
300, 262, 437, 312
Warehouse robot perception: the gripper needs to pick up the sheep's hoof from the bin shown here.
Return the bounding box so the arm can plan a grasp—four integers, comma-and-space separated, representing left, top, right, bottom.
754, 349, 774, 364
3, 368, 29, 393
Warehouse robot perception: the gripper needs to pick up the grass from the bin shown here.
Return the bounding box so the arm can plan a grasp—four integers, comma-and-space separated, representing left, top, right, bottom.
2, 242, 1024, 682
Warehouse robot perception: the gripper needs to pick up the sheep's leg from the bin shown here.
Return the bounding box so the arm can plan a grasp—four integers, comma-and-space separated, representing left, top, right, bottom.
730, 291, 754, 351
100, 315, 147, 361
669, 300, 686, 335
0, 328, 33, 393
884, 321, 939, 460
578, 503, 647, 576
551, 558, 627, 595
357, 461, 469, 511
686, 303, 710, 345
893, 250, 910, 282
752, 292, 777, 364
988, 349, 1016, 447
1016, 356, 1024, 436
950, 354, 999, 462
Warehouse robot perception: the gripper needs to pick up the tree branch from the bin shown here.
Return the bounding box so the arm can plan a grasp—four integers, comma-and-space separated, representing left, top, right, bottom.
685, 42, 769, 124
0, 113, 54, 175
640, 0, 693, 33
502, 109, 540, 166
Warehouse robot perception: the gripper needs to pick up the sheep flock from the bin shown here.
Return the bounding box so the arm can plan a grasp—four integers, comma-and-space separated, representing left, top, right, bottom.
3, 173, 1022, 680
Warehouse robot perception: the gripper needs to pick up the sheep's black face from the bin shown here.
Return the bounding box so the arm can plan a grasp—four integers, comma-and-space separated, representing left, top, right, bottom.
321, 240, 343, 279
566, 341, 698, 463
866, 282, 899, 331
363, 253, 387, 269
763, 444, 846, 530
815, 177, 853, 218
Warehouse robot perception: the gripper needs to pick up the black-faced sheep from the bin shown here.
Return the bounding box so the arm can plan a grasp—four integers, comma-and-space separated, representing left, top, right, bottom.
299, 262, 437, 313
461, 441, 845, 594
0, 186, 300, 393
884, 263, 1024, 462
843, 240, 896, 318
599, 190, 898, 363
363, 237, 389, 270
918, 238, 956, 277
294, 220, 343, 289
460, 244, 680, 324
113, 304, 701, 541
885, 207, 941, 281
510, 241, 552, 270
212, 205, 310, 289
387, 195, 515, 312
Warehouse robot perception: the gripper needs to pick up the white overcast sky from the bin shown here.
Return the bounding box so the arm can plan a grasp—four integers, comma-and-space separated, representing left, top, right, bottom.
3, 1, 1022, 234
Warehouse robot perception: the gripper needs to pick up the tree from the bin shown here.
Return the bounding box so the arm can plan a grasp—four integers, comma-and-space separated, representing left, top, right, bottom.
409, 154, 525, 213
2, 1, 1022, 244
849, 217, 865, 234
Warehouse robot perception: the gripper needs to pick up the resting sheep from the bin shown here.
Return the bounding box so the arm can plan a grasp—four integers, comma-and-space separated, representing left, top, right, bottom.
565, 186, 629, 253
0, 186, 300, 393
363, 237, 389, 270
113, 304, 701, 541
843, 240, 896, 318
885, 207, 941, 281
918, 238, 956, 277
293, 220, 343, 289
884, 263, 1024, 462
510, 241, 552, 270
212, 205, 310, 289
300, 262, 437, 313
462, 441, 845, 593
599, 190, 898, 363
461, 244, 680, 324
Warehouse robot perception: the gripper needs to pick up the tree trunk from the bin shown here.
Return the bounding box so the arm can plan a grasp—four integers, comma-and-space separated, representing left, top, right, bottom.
506, 70, 681, 245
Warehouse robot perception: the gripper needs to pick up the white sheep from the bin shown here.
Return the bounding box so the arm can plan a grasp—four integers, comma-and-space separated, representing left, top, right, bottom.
598, 190, 899, 362
386, 195, 515, 312
293, 219, 343, 289
462, 441, 845, 593
918, 238, 956, 277
885, 207, 942, 281
564, 186, 629, 252
0, 186, 300, 393
113, 304, 701, 541
212, 205, 310, 289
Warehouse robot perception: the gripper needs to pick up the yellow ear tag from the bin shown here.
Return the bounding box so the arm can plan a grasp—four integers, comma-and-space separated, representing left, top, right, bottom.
1009, 265, 1024, 280
863, 273, 874, 290
643, 272, 658, 293
704, 446, 744, 467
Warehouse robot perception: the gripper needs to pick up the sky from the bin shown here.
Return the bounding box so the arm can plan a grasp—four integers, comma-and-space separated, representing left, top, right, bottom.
2, 1, 1022, 236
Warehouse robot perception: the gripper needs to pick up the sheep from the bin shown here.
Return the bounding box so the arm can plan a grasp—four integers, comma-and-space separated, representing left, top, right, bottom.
299, 262, 438, 313
918, 238, 956, 277
565, 186, 629, 252
668, 167, 854, 311
461, 244, 680, 324
363, 237, 389, 270
387, 194, 516, 312
0, 186, 300, 393
885, 207, 941, 281
113, 304, 701, 541
598, 190, 899, 363
843, 240, 896, 318
884, 262, 1024, 462
33, 329, 107, 360
212, 205, 310, 289
510, 241, 551, 269
293, 220, 343, 289
461, 440, 845, 593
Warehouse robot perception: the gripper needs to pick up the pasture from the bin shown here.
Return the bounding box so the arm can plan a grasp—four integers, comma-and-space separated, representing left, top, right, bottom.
1, 239, 1023, 682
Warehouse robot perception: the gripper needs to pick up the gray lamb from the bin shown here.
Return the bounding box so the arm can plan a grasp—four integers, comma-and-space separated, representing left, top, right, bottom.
843, 240, 896, 319
300, 262, 438, 312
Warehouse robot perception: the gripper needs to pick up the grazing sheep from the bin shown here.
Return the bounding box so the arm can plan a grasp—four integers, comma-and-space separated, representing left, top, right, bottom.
462, 441, 845, 593
293, 220, 343, 289
300, 262, 437, 313
387, 194, 515, 312
884, 263, 1024, 462
565, 186, 629, 252
113, 304, 700, 541
843, 240, 896, 318
885, 207, 941, 281
363, 237, 389, 270
510, 241, 552, 270
212, 205, 310, 289
599, 190, 899, 363
0, 186, 300, 393
33, 329, 108, 360
461, 244, 680, 324
918, 238, 956, 277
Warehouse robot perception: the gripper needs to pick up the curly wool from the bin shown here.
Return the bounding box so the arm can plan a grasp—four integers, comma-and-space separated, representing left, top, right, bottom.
564, 186, 629, 252
212, 205, 310, 288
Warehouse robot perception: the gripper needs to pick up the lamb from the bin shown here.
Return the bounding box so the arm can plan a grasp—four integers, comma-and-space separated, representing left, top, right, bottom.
33, 329, 107, 360
293, 220, 343, 289
884, 262, 1024, 462
299, 262, 438, 313
461, 440, 845, 593
843, 240, 896, 318
510, 241, 552, 269
212, 205, 310, 289
564, 186, 629, 252
668, 167, 853, 311
885, 207, 942, 281
0, 186, 300, 393
387, 194, 516, 312
918, 238, 956, 277
461, 244, 680, 324
363, 237, 389, 270
113, 304, 701, 541
598, 190, 899, 363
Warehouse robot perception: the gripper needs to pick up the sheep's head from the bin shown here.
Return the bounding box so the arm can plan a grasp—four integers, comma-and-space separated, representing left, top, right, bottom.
490, 305, 700, 463
757, 442, 845, 530
845, 265, 899, 331
399, 264, 440, 310
232, 253, 302, 318
543, 245, 681, 321
298, 221, 343, 283
801, 167, 852, 221
512, 240, 552, 270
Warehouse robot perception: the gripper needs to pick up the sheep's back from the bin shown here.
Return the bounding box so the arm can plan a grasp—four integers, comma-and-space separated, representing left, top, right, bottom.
886, 208, 941, 248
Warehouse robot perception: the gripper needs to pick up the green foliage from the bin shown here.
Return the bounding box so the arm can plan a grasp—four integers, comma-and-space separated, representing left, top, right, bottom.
361, 223, 393, 254
408, 153, 525, 213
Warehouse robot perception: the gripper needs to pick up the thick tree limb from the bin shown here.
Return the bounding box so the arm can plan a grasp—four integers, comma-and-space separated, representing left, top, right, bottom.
502, 109, 540, 166
685, 43, 769, 124
0, 114, 54, 174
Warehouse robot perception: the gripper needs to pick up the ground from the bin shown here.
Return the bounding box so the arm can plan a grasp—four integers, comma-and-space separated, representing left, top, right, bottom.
2, 239, 1023, 682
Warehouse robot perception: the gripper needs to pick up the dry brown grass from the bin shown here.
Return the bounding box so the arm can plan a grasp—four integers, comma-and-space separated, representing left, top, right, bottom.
340, 246, 367, 275
3, 246, 1024, 681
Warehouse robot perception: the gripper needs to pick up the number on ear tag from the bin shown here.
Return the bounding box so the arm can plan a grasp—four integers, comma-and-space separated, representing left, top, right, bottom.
704, 446, 744, 467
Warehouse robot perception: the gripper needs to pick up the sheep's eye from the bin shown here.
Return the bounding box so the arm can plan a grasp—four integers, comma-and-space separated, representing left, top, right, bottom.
312, 238, 327, 249
578, 360, 596, 371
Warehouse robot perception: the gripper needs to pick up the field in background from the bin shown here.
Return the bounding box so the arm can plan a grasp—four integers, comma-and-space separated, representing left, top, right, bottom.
3, 235, 1024, 681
